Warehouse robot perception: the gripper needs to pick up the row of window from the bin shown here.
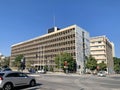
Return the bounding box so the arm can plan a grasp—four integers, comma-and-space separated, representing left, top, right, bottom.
12, 34, 75, 51
12, 39, 75, 54
5, 72, 27, 77
91, 41, 103, 44
91, 45, 105, 48
13, 29, 75, 49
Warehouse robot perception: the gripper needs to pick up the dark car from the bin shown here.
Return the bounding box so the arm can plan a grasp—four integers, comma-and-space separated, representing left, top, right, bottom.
0, 67, 12, 72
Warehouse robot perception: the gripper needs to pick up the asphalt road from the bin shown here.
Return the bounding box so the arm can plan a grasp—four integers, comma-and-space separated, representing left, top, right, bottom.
16, 73, 120, 90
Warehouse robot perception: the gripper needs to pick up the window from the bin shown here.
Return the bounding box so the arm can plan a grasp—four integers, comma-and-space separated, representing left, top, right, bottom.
18, 73, 28, 77
91, 42, 95, 44
6, 73, 19, 77
98, 41, 101, 43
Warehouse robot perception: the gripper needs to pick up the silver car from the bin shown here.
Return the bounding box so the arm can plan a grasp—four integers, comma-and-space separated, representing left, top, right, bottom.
0, 71, 36, 90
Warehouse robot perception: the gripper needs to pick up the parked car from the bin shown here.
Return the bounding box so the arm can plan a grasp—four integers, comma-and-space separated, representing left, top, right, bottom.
0, 67, 12, 72
1, 68, 12, 72
37, 69, 46, 74
0, 71, 36, 90
97, 71, 106, 77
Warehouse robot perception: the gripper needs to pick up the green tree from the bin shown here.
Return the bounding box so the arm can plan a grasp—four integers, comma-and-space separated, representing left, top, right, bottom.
13, 55, 24, 69
86, 55, 97, 71
98, 61, 107, 71
113, 57, 120, 73
55, 52, 76, 72
55, 54, 63, 69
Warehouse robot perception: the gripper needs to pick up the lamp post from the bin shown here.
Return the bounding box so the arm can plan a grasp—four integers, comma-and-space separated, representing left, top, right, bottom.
43, 46, 45, 70
20, 57, 26, 72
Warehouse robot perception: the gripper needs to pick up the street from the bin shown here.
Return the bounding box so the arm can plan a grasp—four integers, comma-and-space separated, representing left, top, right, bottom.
16, 73, 120, 90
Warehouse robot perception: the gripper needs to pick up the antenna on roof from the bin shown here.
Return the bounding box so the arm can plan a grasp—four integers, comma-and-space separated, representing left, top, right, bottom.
53, 16, 56, 27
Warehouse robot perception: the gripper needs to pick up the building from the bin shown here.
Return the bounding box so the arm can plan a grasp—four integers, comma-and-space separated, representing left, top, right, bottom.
90, 36, 114, 74
11, 25, 90, 74
111, 42, 115, 57
0, 53, 8, 67
0, 53, 5, 61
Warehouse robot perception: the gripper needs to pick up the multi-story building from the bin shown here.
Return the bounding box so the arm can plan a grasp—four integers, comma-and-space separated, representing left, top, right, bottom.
11, 25, 90, 74
0, 53, 5, 61
111, 42, 115, 57
90, 36, 114, 74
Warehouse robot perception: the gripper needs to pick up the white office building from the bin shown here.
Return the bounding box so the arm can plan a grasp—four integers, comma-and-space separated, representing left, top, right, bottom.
11, 25, 90, 74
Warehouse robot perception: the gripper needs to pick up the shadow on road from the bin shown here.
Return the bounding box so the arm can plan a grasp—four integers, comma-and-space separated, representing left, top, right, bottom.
14, 83, 42, 90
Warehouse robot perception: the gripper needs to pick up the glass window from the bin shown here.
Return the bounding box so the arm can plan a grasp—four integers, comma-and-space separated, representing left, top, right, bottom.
98, 41, 101, 43
0, 73, 5, 76
18, 73, 28, 77
6, 73, 19, 77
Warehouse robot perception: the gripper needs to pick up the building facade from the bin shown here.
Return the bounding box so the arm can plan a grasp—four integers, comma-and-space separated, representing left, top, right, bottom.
11, 25, 90, 74
90, 36, 114, 74
111, 42, 115, 57
0, 53, 5, 61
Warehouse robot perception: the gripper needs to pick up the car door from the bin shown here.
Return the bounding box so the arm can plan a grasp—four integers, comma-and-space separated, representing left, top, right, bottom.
6, 73, 21, 86
18, 72, 30, 85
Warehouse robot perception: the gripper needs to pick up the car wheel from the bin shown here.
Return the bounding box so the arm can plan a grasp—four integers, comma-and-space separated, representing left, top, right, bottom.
3, 83, 13, 90
30, 80, 36, 87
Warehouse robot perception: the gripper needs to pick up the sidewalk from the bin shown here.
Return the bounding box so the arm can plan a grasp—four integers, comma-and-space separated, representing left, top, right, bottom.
45, 72, 92, 77
28, 72, 81, 77
107, 74, 120, 77
28, 71, 120, 77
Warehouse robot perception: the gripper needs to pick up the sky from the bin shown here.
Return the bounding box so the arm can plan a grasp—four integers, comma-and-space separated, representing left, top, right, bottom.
0, 0, 120, 57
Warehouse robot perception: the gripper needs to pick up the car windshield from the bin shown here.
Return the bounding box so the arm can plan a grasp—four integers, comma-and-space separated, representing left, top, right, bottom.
99, 71, 105, 74
5, 68, 11, 70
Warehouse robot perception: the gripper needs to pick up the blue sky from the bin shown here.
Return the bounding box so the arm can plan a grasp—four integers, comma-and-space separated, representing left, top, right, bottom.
0, 0, 120, 57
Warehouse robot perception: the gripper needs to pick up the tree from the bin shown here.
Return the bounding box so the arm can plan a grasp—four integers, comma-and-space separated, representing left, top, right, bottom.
55, 54, 62, 69
13, 55, 24, 70
86, 55, 97, 71
98, 61, 107, 71
1, 56, 10, 67
55, 52, 76, 72
113, 57, 120, 73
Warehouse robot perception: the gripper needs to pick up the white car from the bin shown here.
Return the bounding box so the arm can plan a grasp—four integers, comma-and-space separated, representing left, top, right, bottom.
0, 71, 36, 90
97, 71, 106, 77
37, 69, 46, 74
